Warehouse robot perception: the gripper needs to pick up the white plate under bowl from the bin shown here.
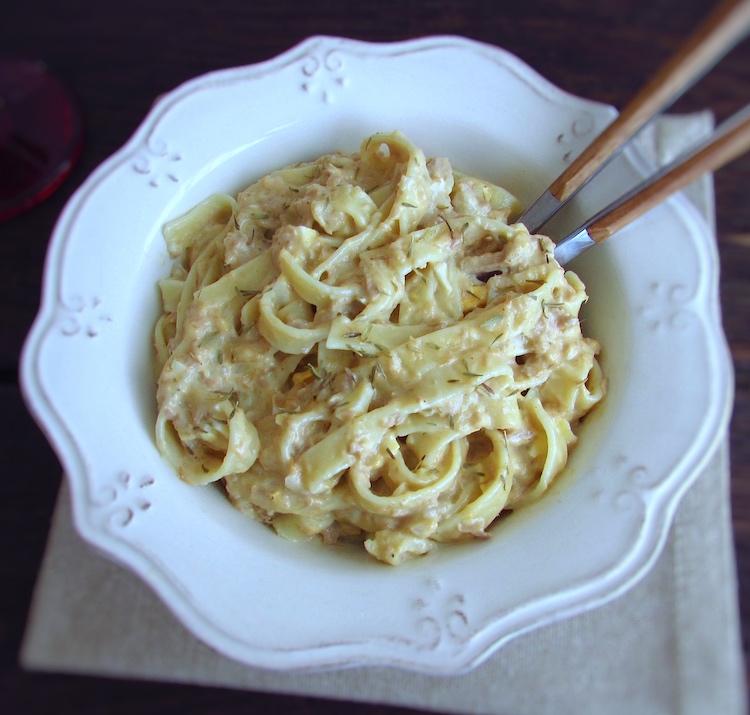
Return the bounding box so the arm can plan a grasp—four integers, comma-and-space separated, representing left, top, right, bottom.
21, 36, 733, 674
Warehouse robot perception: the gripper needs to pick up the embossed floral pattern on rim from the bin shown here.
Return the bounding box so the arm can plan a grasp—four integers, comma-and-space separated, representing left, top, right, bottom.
20, 35, 733, 674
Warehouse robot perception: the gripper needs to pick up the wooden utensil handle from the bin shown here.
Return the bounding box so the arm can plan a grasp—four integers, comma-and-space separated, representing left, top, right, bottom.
549, 0, 750, 203
586, 113, 750, 243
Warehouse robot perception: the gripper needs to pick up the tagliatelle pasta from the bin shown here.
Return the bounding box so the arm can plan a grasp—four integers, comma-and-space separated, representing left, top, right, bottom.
153, 131, 605, 565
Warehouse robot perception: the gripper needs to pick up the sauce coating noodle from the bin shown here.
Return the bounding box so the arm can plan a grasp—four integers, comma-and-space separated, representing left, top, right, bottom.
154, 131, 605, 564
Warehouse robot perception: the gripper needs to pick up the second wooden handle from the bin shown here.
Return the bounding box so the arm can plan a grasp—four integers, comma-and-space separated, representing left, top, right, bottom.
549, 0, 750, 203
586, 112, 750, 243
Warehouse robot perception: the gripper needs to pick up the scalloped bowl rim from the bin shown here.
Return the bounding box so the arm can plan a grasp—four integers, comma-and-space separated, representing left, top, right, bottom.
21, 35, 733, 674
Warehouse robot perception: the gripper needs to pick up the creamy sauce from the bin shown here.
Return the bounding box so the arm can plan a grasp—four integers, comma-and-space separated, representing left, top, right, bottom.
154, 131, 605, 564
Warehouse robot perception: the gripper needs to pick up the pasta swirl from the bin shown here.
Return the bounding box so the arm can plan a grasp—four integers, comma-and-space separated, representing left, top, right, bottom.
154, 131, 605, 564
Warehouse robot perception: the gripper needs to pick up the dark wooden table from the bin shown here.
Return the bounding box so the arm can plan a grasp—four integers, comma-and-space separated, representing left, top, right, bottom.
3, 1, 748, 712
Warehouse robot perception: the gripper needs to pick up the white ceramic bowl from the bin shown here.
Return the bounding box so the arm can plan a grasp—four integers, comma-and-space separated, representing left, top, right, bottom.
21, 36, 733, 674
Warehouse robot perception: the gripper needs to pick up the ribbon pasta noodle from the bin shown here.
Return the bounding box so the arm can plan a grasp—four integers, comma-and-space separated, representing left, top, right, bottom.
154, 131, 605, 565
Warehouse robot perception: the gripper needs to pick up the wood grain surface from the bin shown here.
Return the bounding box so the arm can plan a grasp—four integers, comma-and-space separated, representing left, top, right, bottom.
2, 1, 748, 712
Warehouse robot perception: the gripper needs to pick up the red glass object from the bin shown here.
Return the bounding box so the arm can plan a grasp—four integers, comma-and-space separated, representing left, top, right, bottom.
0, 59, 82, 221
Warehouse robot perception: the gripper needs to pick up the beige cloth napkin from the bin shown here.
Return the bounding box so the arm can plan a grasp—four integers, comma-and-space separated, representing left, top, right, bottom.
20, 115, 747, 715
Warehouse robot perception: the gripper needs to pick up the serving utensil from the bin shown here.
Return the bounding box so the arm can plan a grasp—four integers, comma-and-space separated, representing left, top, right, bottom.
519, 0, 750, 236
553, 102, 750, 264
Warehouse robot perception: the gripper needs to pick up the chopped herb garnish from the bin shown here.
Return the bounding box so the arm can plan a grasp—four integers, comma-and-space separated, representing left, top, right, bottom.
200, 331, 219, 346
346, 343, 376, 358
479, 382, 495, 396
212, 389, 234, 399
228, 393, 239, 419
310, 364, 326, 379
481, 314, 504, 327
462, 359, 483, 378
541, 299, 565, 317
236, 287, 260, 298
344, 332, 362, 339
370, 361, 386, 382
426, 342, 441, 350
376, 361, 386, 378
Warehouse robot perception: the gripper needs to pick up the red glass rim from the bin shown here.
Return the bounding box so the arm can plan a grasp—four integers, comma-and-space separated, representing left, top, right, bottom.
0, 58, 83, 221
